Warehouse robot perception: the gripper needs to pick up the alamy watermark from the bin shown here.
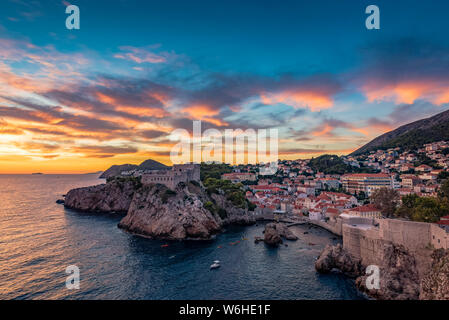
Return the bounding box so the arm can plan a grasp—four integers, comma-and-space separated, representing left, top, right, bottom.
366, 5, 380, 30
65, 5, 80, 30
365, 265, 380, 290
64, 4, 379, 31
169, 121, 279, 175
65, 265, 80, 290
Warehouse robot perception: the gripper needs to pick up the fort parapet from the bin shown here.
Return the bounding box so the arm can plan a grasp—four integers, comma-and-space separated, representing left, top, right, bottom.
141, 164, 200, 190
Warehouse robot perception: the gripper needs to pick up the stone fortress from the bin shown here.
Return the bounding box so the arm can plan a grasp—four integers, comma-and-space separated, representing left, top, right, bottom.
140, 163, 200, 190
313, 214, 448, 275
343, 218, 449, 264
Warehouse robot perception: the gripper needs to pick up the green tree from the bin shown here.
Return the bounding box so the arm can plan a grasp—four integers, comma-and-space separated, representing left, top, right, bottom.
411, 197, 449, 223
438, 179, 449, 200
370, 188, 400, 218
395, 194, 419, 219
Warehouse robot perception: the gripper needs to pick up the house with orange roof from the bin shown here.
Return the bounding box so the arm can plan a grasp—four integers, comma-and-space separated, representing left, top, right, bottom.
345, 204, 382, 218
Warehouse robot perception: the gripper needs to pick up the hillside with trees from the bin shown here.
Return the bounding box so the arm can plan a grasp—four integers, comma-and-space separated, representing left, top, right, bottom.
351, 109, 449, 156
309, 154, 376, 174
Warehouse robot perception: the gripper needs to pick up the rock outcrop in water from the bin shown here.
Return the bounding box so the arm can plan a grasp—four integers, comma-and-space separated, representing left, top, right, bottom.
315, 244, 363, 277
263, 223, 298, 247
64, 177, 255, 240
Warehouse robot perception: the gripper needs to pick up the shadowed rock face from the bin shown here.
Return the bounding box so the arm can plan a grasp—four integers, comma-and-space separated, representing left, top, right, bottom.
64, 178, 255, 240
64, 179, 138, 213
315, 244, 363, 277
420, 249, 449, 300
118, 184, 221, 240
316, 242, 423, 300
356, 243, 420, 300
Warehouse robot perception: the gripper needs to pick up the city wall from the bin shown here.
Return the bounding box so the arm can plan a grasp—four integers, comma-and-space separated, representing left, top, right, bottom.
343, 218, 449, 269
309, 219, 342, 236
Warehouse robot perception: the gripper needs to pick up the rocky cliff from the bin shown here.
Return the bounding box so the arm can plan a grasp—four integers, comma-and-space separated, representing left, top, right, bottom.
315, 242, 447, 300
118, 183, 221, 240
315, 244, 363, 277
420, 249, 449, 300
64, 178, 140, 213
355, 243, 420, 300
64, 177, 255, 240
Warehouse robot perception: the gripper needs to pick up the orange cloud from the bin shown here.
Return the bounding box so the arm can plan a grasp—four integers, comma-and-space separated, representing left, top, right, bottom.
95, 91, 170, 118
260, 89, 334, 112
362, 79, 449, 105
182, 104, 228, 126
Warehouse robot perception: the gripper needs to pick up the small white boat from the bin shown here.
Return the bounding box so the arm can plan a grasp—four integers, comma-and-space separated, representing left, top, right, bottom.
210, 261, 221, 270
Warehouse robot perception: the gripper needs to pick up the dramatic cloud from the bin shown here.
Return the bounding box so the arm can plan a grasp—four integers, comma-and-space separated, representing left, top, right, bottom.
2, 32, 449, 171
354, 38, 449, 106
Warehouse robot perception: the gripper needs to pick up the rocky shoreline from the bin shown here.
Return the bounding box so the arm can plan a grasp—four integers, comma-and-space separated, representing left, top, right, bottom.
64, 177, 255, 241
315, 242, 449, 300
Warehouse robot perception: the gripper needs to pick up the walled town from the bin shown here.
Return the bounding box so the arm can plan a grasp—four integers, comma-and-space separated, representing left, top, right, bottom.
223, 141, 449, 254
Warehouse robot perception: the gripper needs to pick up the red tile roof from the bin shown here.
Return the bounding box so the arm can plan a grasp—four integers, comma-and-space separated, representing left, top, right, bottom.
351, 204, 380, 213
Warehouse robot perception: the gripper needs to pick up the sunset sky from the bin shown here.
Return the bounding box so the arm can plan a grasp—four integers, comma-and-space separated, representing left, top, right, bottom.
1, 0, 449, 173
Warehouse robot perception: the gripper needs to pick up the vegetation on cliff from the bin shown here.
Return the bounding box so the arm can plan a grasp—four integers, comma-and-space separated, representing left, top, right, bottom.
201, 163, 256, 211
200, 162, 232, 180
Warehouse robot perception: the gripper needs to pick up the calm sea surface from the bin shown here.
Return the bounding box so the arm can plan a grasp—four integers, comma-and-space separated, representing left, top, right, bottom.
0, 174, 364, 300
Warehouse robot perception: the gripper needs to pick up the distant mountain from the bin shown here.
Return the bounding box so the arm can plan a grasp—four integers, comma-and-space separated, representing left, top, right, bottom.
99, 164, 139, 179
350, 109, 449, 156
138, 159, 169, 171
99, 159, 169, 179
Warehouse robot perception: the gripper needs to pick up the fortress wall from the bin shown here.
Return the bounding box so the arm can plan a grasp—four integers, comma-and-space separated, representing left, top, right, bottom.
377, 219, 433, 252
430, 223, 449, 249
141, 164, 200, 190
343, 225, 383, 265
141, 174, 175, 189
343, 219, 449, 268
